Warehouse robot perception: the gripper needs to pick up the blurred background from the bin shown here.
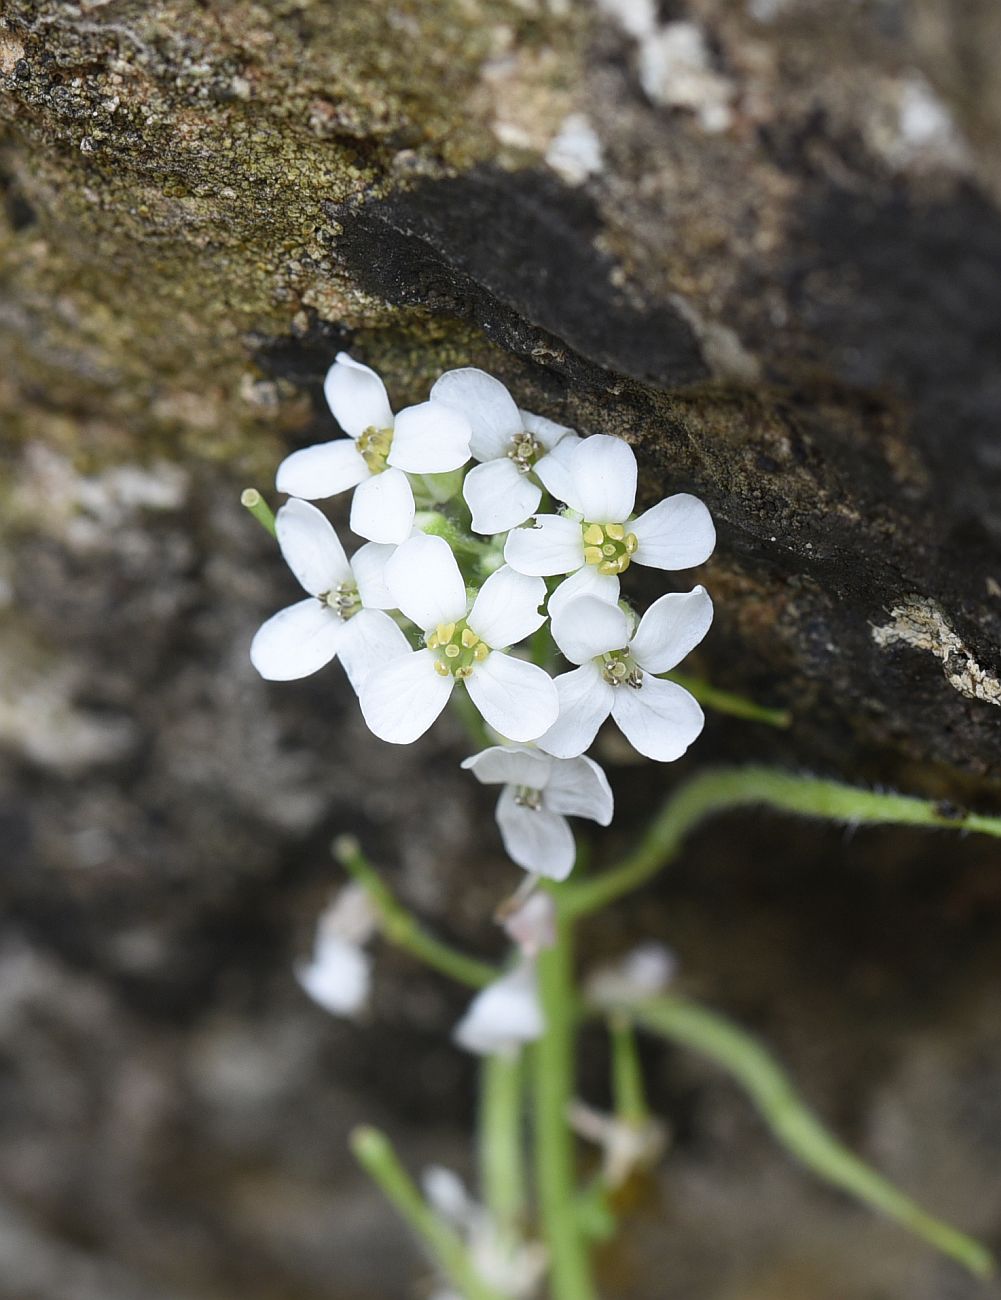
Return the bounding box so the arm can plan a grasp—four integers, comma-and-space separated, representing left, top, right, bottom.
1, 0, 1000, 1296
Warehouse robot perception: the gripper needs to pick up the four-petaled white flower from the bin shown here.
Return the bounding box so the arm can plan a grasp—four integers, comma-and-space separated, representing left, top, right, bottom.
250, 498, 410, 689
462, 745, 613, 880
275, 352, 472, 545
431, 367, 579, 535
503, 434, 715, 617
359, 534, 559, 745
539, 587, 713, 761
295, 884, 379, 1018
454, 960, 545, 1056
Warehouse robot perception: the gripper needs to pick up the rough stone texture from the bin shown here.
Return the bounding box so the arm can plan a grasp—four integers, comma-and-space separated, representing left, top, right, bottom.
2, 1, 1001, 1297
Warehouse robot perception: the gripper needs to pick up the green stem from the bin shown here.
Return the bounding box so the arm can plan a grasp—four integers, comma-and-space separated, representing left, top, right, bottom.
240, 487, 276, 536
351, 1126, 507, 1300
479, 1052, 526, 1236
663, 671, 790, 729
334, 836, 496, 988
533, 909, 599, 1299
562, 766, 1001, 919
610, 1016, 648, 1125
598, 996, 993, 1279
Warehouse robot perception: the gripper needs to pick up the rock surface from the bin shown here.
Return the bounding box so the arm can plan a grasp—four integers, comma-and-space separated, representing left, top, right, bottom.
1, 1, 1000, 1297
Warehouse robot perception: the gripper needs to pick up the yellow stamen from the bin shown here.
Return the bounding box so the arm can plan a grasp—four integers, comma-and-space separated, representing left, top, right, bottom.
433, 660, 450, 677
445, 643, 461, 659
605, 522, 625, 541
625, 533, 638, 554
583, 545, 603, 566
582, 523, 604, 546
461, 627, 479, 648
455, 665, 473, 680
473, 642, 490, 662
436, 622, 455, 645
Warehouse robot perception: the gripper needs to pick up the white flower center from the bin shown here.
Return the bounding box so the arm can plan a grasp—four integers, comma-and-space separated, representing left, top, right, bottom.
506, 430, 542, 474
513, 785, 543, 810
582, 522, 638, 576
321, 581, 361, 620
357, 425, 393, 474
426, 618, 492, 679
599, 647, 643, 688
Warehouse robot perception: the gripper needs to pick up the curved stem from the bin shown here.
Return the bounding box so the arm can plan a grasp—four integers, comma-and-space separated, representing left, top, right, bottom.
662, 670, 790, 728
479, 1052, 526, 1236
562, 766, 1001, 919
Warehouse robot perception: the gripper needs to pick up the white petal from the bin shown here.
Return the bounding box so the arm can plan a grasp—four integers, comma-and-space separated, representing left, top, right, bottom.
422, 1167, 473, 1226
550, 594, 630, 665
250, 598, 345, 680
385, 533, 468, 630
610, 675, 705, 762
275, 498, 351, 596
461, 744, 551, 789
336, 609, 412, 695
431, 368, 522, 461
629, 586, 714, 674
359, 648, 454, 744
324, 352, 394, 437
349, 467, 416, 544
519, 410, 577, 453
569, 435, 637, 523
630, 493, 716, 570
349, 541, 397, 609
276, 439, 369, 500
388, 401, 472, 474
453, 963, 544, 1056
466, 654, 559, 743
296, 936, 370, 1017
469, 566, 546, 648
543, 755, 614, 826
502, 892, 557, 957
496, 785, 576, 880
536, 663, 614, 758
504, 515, 584, 577
547, 564, 620, 620
534, 439, 583, 512
463, 459, 542, 535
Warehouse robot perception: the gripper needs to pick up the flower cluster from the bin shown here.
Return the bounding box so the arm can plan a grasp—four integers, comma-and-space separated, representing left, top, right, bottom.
254, 353, 714, 1046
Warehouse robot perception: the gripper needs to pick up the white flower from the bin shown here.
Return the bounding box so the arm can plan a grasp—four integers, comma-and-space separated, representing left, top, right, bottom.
275, 352, 472, 545
539, 587, 713, 760
586, 941, 677, 1005
295, 884, 379, 1018
503, 434, 715, 615
423, 1166, 548, 1299
568, 1100, 668, 1190
453, 961, 544, 1056
430, 367, 579, 535
462, 745, 613, 881
501, 890, 557, 958
359, 534, 559, 745
250, 498, 410, 691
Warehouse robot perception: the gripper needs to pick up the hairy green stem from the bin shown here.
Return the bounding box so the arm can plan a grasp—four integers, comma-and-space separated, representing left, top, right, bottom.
240, 487, 277, 536
350, 1127, 507, 1300
563, 766, 1001, 919
533, 910, 599, 1299
334, 836, 496, 988
663, 671, 790, 728
597, 995, 993, 1279
479, 1052, 526, 1236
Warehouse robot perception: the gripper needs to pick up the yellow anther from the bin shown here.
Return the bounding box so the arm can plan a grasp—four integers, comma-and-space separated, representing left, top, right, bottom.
582, 523, 605, 546
461, 627, 479, 648
625, 532, 638, 554
598, 559, 621, 576
445, 643, 461, 658
436, 622, 455, 645
583, 545, 603, 566
473, 642, 490, 661
605, 522, 625, 541
455, 665, 473, 680
433, 660, 450, 677
426, 632, 439, 649
602, 542, 617, 557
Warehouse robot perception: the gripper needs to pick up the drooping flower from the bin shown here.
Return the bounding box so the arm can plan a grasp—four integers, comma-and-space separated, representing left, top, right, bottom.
461, 745, 613, 880
586, 941, 678, 1005
453, 961, 544, 1056
275, 353, 472, 545
359, 534, 558, 745
423, 1166, 548, 1300
539, 587, 713, 760
295, 884, 379, 1018
503, 434, 715, 615
568, 1100, 668, 1191
250, 498, 410, 690
501, 889, 557, 958
430, 367, 578, 535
